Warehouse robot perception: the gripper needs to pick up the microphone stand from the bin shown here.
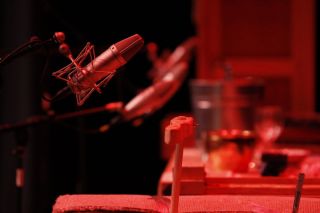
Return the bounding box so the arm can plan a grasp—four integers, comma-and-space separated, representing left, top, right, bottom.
0, 32, 64, 67
0, 103, 122, 213
0, 103, 123, 133
0, 37, 48, 67
0, 32, 67, 213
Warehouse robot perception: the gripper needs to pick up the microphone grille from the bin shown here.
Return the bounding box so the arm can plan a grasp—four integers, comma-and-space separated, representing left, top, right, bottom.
114, 34, 144, 61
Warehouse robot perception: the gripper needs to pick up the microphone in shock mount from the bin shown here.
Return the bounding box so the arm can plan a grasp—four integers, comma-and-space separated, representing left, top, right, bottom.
52, 34, 144, 106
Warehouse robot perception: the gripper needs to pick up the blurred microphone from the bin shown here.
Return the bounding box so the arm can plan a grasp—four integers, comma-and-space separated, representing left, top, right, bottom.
148, 36, 197, 82
99, 61, 189, 133
122, 62, 189, 121
52, 34, 144, 106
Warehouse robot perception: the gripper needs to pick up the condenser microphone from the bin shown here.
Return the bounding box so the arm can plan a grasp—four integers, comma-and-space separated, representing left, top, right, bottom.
149, 36, 197, 82
122, 61, 189, 121
52, 34, 144, 106
98, 61, 189, 133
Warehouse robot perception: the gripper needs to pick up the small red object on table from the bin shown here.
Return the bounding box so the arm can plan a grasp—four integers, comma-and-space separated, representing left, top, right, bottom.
164, 116, 195, 213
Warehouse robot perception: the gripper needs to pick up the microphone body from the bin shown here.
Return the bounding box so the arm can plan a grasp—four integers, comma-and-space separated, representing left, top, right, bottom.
150, 37, 197, 82
122, 62, 189, 121
53, 34, 144, 106
68, 44, 127, 93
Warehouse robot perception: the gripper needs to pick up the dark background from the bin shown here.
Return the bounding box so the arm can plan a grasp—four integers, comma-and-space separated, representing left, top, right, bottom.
0, 1, 195, 213
1, 1, 320, 213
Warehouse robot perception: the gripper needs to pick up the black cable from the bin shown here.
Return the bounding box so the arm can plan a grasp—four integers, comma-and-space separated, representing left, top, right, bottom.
0, 36, 48, 67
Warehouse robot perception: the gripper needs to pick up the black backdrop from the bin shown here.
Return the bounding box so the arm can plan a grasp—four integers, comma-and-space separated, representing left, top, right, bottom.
0, 1, 195, 213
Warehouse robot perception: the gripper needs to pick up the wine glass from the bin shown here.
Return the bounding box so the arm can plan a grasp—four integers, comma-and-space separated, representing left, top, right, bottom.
254, 105, 284, 150
249, 105, 284, 172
